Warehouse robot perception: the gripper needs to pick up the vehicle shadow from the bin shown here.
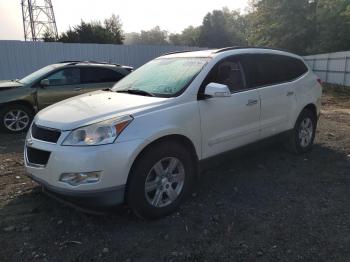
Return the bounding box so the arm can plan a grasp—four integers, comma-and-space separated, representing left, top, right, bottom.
1, 142, 349, 261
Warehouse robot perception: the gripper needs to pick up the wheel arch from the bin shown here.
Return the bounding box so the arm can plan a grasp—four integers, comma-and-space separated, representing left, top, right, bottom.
293, 103, 318, 127
0, 100, 36, 115
303, 103, 318, 119
125, 134, 199, 200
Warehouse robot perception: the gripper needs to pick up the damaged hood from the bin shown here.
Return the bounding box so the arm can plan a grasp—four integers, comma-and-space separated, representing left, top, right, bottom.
0, 80, 24, 91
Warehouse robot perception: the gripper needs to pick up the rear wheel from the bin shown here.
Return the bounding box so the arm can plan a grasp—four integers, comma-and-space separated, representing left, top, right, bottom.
127, 141, 195, 219
0, 104, 33, 133
284, 108, 317, 154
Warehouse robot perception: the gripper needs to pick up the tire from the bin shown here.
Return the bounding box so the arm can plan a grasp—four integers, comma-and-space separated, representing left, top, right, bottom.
127, 141, 195, 219
0, 104, 34, 133
284, 108, 317, 154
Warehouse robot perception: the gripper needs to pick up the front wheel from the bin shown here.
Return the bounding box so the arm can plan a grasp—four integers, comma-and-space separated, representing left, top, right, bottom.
284, 108, 317, 154
127, 141, 195, 219
0, 104, 33, 133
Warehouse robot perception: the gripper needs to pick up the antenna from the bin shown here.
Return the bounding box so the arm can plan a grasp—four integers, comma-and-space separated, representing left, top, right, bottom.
21, 0, 58, 41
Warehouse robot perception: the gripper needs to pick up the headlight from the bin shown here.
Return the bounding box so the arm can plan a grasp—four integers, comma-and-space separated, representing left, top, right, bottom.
62, 115, 133, 146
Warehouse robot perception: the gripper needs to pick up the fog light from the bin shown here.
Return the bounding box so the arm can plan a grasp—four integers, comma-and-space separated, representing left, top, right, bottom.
59, 171, 101, 186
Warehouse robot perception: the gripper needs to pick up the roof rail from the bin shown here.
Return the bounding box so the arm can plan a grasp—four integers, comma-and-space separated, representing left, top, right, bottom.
59, 60, 82, 63
162, 50, 194, 56
214, 46, 289, 53
214, 46, 244, 53
59, 60, 133, 69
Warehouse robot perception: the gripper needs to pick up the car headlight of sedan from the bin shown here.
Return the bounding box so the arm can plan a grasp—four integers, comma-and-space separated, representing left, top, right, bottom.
62, 115, 133, 146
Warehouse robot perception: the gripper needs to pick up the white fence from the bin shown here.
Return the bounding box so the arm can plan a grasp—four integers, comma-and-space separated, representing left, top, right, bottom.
0, 41, 202, 80
304, 51, 350, 87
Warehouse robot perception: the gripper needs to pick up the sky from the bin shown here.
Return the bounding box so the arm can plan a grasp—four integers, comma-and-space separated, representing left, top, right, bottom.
0, 0, 249, 40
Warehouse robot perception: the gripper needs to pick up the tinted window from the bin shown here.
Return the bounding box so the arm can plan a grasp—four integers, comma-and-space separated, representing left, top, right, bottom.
203, 58, 246, 93
241, 54, 308, 88
46, 68, 80, 86
81, 68, 124, 84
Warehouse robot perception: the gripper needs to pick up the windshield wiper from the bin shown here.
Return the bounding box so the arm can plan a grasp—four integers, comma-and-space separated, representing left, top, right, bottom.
116, 89, 155, 97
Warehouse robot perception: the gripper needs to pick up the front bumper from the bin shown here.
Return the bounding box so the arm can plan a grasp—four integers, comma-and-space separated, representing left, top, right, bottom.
24, 129, 144, 208
29, 173, 125, 208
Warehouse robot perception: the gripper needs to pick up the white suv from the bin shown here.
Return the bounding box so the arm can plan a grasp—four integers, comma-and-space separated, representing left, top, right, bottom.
25, 47, 322, 219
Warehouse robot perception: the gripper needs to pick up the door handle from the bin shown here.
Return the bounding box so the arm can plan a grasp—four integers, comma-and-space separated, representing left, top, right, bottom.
287, 91, 294, 96
74, 87, 83, 91
246, 99, 258, 106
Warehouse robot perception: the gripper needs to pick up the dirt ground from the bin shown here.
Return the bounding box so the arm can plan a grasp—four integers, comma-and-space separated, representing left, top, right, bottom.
0, 86, 349, 262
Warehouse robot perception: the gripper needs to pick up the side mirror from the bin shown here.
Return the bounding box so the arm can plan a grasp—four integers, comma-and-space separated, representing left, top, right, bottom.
40, 79, 50, 87
204, 82, 231, 98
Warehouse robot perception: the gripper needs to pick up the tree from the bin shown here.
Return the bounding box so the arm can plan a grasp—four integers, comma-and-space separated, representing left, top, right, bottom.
49, 14, 124, 44
308, 0, 350, 53
169, 26, 200, 46
139, 26, 168, 45
42, 30, 56, 42
124, 26, 168, 45
247, 0, 314, 54
104, 14, 124, 44
198, 8, 248, 48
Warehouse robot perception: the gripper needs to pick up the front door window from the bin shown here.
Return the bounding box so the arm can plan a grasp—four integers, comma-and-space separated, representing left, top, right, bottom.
46, 68, 80, 86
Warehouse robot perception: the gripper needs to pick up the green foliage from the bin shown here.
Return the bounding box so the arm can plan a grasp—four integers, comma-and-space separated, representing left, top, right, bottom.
247, 0, 350, 54
308, 0, 350, 53
198, 8, 248, 48
47, 2, 350, 54
49, 14, 124, 44
139, 26, 168, 45
124, 26, 168, 45
42, 30, 56, 42
169, 26, 200, 46
247, 0, 314, 54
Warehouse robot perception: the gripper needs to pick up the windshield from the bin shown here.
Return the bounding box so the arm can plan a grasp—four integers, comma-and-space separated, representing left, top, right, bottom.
20, 65, 56, 85
112, 57, 210, 97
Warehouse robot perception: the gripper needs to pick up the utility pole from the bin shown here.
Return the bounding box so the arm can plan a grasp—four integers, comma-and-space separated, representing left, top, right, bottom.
21, 0, 58, 41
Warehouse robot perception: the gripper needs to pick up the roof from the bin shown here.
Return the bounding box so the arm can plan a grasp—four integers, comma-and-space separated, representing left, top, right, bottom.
161, 46, 301, 59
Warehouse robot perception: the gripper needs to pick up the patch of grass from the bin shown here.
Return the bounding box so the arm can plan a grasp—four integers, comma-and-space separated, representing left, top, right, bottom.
322, 83, 350, 97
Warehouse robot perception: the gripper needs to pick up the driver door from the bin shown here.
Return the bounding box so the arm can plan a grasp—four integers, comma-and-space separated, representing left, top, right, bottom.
198, 56, 261, 159
36, 67, 82, 109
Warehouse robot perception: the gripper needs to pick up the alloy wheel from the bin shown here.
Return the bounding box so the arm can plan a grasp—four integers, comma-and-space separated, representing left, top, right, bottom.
298, 117, 313, 148
144, 157, 185, 208
3, 109, 30, 132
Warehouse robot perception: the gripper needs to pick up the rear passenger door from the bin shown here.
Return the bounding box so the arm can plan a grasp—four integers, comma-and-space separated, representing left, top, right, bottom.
242, 54, 305, 138
80, 67, 125, 93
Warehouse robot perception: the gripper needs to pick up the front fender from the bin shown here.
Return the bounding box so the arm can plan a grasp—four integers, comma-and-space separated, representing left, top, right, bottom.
0, 87, 36, 109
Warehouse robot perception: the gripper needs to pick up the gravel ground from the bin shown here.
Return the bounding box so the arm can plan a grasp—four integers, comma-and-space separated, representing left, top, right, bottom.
0, 87, 349, 262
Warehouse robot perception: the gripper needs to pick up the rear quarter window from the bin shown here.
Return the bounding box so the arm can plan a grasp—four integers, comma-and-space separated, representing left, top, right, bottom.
241, 54, 308, 88
80, 67, 124, 84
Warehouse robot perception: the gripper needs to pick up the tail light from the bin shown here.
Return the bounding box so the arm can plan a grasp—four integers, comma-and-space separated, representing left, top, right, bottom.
317, 78, 324, 85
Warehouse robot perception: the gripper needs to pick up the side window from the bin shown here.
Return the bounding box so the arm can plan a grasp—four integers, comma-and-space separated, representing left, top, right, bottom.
81, 68, 124, 84
241, 54, 308, 88
284, 57, 308, 80
46, 68, 80, 86
204, 58, 246, 93
242, 54, 278, 87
